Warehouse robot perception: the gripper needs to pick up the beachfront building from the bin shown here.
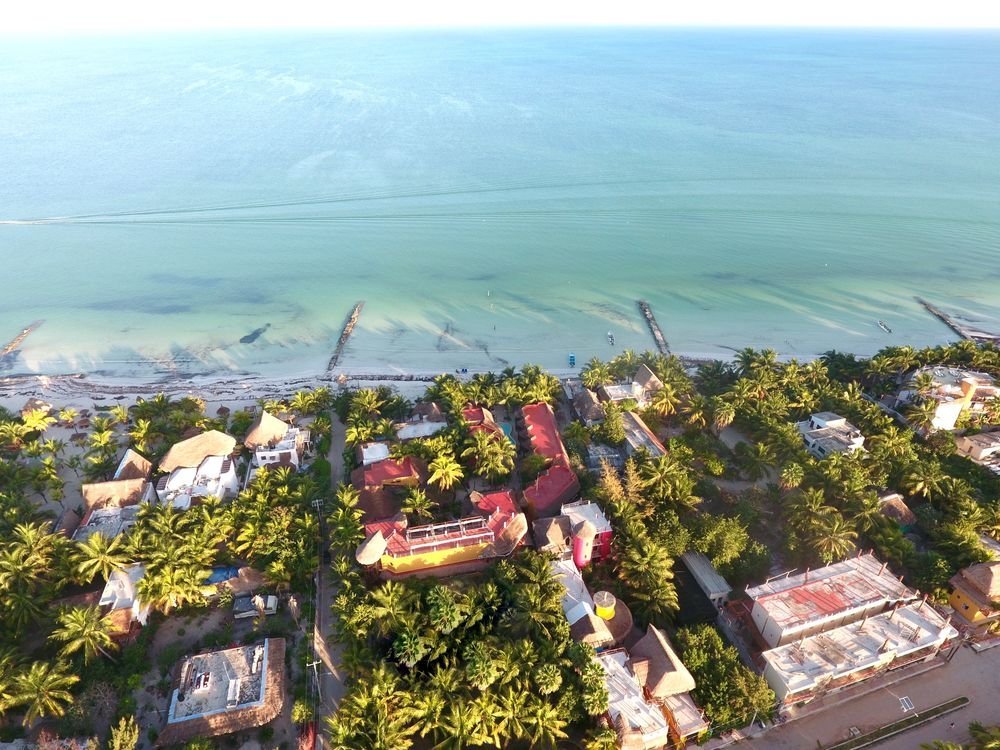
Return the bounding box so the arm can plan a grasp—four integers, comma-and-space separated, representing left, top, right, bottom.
395, 402, 449, 441
99, 563, 150, 631
80, 448, 155, 511
573, 387, 605, 427
761, 601, 958, 704
533, 500, 613, 565
795, 412, 865, 459
745, 553, 915, 648
243, 410, 310, 469
156, 430, 239, 509
680, 551, 732, 608
518, 402, 580, 517
895, 366, 999, 431
597, 650, 671, 750
622, 411, 667, 458
598, 365, 665, 410
947, 561, 1000, 637
956, 431, 1000, 464
628, 625, 710, 743
355, 490, 527, 577
157, 639, 286, 747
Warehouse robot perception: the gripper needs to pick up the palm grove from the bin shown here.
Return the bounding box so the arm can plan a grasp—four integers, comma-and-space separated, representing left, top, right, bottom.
0, 389, 332, 740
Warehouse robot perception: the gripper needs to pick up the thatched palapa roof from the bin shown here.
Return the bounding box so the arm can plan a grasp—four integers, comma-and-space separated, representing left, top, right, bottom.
159, 430, 237, 472
628, 624, 695, 699
953, 561, 1000, 603
116, 448, 152, 481
243, 410, 290, 450
634, 364, 663, 394
81, 478, 148, 511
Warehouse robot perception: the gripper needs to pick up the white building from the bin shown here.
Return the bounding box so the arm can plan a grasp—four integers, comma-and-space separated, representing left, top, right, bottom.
597, 650, 671, 750
896, 367, 998, 431
762, 601, 957, 703
244, 411, 310, 469
156, 455, 240, 509
796, 412, 865, 459
956, 432, 1000, 462
680, 551, 732, 608
99, 564, 150, 626
746, 554, 914, 648
358, 441, 391, 467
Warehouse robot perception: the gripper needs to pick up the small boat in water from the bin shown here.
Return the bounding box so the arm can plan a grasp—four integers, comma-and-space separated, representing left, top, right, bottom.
568, 353, 576, 367
878, 320, 892, 334
607, 331, 615, 346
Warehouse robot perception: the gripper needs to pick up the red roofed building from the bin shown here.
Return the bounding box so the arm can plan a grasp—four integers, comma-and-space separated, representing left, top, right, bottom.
519, 402, 579, 517
351, 457, 427, 522
355, 490, 527, 577
463, 405, 506, 442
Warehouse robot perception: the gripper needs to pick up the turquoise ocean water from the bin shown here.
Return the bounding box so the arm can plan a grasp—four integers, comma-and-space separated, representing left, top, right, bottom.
2, 30, 999, 379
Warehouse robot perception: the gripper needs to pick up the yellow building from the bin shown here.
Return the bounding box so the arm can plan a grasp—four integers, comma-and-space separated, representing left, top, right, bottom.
948, 561, 1000, 636
356, 491, 527, 578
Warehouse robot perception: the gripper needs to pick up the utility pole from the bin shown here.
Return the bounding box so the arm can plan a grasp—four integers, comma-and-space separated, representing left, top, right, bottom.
306, 659, 323, 702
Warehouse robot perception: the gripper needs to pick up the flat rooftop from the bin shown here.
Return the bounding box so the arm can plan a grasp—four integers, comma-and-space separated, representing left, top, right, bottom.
597, 650, 670, 745
552, 558, 595, 625
169, 643, 267, 722
763, 602, 957, 695
158, 639, 285, 747
73, 505, 140, 543
747, 554, 913, 629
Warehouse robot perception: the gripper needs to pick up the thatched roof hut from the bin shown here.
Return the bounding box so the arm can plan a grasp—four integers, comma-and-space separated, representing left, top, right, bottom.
159, 430, 237, 472
243, 410, 290, 450
628, 625, 695, 700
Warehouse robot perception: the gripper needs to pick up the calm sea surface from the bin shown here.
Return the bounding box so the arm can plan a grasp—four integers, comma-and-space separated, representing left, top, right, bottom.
2, 30, 999, 379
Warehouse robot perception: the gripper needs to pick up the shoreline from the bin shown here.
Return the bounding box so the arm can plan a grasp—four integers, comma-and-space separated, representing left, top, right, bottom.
0, 353, 728, 408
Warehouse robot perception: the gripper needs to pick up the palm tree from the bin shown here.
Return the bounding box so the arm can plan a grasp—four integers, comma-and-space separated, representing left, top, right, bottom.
15, 661, 79, 726
21, 409, 56, 434
428, 454, 464, 492
903, 460, 946, 500
75, 532, 129, 583
0, 648, 24, 719
128, 418, 153, 453
136, 564, 208, 614
648, 384, 680, 417
681, 394, 709, 429
710, 396, 736, 433
580, 358, 612, 389
812, 514, 858, 564
344, 421, 375, 447
49, 605, 118, 663
787, 488, 838, 531
522, 695, 568, 749
907, 399, 940, 433
57, 407, 79, 427
401, 488, 437, 522
779, 463, 804, 491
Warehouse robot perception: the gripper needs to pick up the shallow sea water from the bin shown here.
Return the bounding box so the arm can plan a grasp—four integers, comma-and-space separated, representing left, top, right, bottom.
1, 30, 999, 378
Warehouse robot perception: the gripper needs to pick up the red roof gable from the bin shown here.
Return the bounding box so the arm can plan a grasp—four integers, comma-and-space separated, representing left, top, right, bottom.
521, 402, 569, 464
357, 456, 422, 489
523, 465, 579, 516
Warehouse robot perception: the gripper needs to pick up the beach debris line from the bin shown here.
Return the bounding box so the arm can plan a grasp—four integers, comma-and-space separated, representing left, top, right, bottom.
0, 320, 44, 366
916, 297, 1000, 345
636, 300, 669, 354
326, 301, 365, 373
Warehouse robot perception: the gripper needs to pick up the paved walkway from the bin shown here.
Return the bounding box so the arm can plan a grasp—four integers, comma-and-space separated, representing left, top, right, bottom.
313, 415, 348, 749
741, 644, 1000, 749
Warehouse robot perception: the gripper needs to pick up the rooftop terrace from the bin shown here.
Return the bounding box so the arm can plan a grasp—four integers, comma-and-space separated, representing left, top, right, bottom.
762, 602, 957, 697
747, 554, 913, 629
